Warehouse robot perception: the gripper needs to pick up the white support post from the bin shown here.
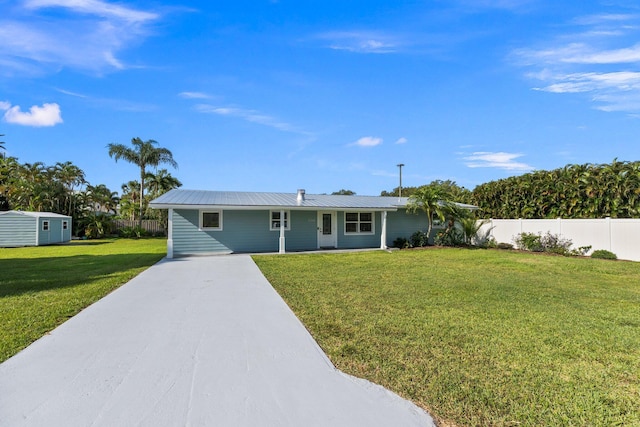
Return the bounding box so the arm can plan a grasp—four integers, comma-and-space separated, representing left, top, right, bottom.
380, 211, 387, 249
279, 209, 286, 254
167, 208, 174, 259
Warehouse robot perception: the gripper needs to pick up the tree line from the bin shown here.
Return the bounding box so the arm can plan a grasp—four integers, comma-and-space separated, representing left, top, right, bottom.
0, 137, 180, 237
376, 159, 640, 220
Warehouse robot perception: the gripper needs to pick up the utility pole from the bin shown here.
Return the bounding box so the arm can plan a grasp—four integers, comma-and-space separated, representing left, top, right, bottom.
397, 163, 404, 197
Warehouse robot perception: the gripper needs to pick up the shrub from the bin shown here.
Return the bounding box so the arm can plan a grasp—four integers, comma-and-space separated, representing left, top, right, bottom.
434, 228, 464, 247
514, 232, 543, 252
393, 237, 410, 249
118, 226, 149, 239
410, 231, 429, 247
540, 232, 574, 255
591, 249, 617, 260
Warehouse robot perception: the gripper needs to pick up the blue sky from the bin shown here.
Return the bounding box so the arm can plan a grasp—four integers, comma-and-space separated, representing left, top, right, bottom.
2, 0, 640, 196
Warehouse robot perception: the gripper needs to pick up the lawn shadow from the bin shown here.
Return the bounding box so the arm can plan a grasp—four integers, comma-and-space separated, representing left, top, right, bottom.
0, 253, 164, 298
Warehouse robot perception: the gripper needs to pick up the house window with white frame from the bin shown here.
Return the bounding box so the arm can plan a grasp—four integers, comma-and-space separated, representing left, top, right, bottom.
63, 220, 68, 230
42, 220, 49, 231
344, 212, 374, 234
270, 210, 290, 231
200, 211, 222, 230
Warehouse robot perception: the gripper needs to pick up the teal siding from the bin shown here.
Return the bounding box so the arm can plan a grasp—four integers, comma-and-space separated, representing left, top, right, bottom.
0, 213, 37, 247
171, 208, 433, 255
173, 209, 319, 255
385, 209, 440, 246
37, 218, 71, 245
336, 211, 382, 249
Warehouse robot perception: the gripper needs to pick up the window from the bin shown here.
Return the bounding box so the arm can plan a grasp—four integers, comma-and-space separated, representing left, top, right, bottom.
200, 211, 222, 230
62, 221, 68, 230
42, 220, 49, 231
270, 210, 290, 231
344, 212, 374, 234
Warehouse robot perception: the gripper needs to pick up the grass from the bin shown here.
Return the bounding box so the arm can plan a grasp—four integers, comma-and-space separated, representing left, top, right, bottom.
0, 238, 166, 363
253, 248, 640, 427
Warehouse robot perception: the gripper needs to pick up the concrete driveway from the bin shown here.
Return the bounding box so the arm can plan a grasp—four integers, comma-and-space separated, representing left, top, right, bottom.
0, 255, 435, 426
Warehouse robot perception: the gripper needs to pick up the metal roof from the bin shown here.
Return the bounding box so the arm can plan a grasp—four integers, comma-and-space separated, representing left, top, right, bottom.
150, 189, 478, 211
0, 210, 72, 219
150, 189, 410, 210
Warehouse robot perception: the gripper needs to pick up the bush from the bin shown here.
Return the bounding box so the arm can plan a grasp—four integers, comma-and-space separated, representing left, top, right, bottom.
497, 242, 514, 250
393, 237, 410, 249
118, 226, 149, 239
591, 249, 617, 260
410, 231, 429, 247
514, 232, 575, 255
434, 228, 464, 247
514, 232, 543, 252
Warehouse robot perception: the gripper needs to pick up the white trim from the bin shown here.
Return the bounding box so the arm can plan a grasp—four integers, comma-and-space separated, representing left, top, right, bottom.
35, 217, 40, 246
167, 208, 174, 258
42, 220, 50, 231
380, 211, 387, 249
270, 210, 290, 231
199, 210, 223, 231
344, 211, 375, 235
279, 209, 286, 254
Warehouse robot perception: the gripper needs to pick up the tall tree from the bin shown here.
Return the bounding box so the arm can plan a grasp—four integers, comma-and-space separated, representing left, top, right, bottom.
107, 138, 178, 227
407, 184, 451, 240
0, 134, 5, 159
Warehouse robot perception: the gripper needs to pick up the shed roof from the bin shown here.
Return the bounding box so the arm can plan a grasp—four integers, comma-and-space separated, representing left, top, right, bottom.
0, 210, 72, 219
150, 189, 477, 211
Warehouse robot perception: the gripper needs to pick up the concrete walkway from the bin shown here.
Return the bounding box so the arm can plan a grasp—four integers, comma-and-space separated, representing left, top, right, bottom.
0, 255, 435, 427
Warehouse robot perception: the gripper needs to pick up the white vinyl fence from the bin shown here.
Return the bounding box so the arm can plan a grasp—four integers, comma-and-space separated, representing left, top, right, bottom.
479, 218, 640, 262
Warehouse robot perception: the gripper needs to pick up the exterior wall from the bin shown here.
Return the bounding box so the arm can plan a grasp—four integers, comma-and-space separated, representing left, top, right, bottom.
481, 218, 640, 262
385, 209, 434, 246
171, 208, 440, 255
0, 212, 37, 247
335, 211, 381, 249
172, 209, 319, 256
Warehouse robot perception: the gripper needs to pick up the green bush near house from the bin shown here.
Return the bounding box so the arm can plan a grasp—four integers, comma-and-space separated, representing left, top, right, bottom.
254, 249, 640, 427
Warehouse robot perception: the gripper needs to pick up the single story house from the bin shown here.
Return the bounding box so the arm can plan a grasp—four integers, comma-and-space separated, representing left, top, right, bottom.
0, 211, 72, 247
150, 188, 476, 258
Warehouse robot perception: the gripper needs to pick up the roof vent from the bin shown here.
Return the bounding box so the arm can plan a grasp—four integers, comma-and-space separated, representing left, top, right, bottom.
297, 189, 305, 204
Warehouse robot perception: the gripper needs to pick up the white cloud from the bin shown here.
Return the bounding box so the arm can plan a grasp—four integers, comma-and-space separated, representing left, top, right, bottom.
395, 137, 408, 144
0, 101, 10, 110
3, 103, 63, 127
514, 12, 640, 115
195, 103, 308, 134
463, 152, 533, 171
0, 1, 159, 74
352, 136, 383, 147
179, 92, 211, 99
316, 31, 399, 53
25, 0, 158, 22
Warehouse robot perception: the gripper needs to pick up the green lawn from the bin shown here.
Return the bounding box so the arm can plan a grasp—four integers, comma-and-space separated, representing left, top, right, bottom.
0, 238, 166, 363
253, 249, 640, 427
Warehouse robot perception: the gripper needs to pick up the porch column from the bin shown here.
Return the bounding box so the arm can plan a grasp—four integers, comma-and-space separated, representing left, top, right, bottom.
380, 211, 387, 249
167, 208, 174, 259
279, 209, 286, 254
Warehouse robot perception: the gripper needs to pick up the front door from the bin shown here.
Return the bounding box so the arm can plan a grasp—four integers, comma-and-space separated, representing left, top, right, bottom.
317, 211, 337, 248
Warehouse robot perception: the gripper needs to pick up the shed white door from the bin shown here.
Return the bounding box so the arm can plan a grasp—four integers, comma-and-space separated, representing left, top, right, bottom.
317, 211, 337, 248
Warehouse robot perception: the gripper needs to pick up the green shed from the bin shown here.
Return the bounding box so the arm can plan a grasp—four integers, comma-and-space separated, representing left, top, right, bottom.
0, 211, 72, 247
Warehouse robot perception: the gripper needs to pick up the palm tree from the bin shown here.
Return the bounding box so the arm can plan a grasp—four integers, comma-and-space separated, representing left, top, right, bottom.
0, 135, 5, 159
144, 169, 182, 199
407, 185, 451, 241
107, 138, 178, 228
